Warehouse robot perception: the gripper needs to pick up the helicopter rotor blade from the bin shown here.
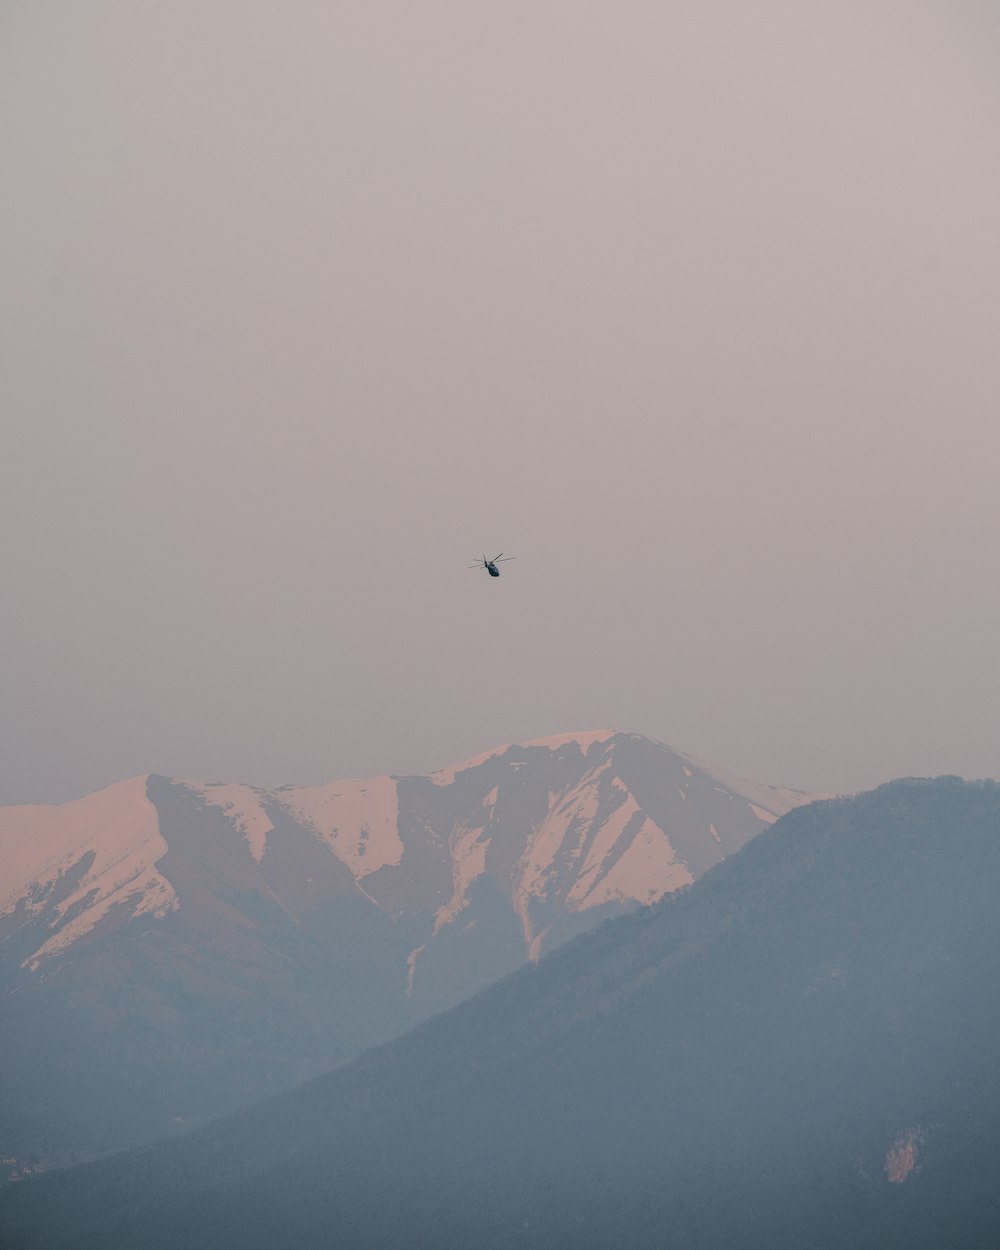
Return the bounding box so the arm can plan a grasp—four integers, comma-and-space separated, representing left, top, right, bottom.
467, 554, 515, 568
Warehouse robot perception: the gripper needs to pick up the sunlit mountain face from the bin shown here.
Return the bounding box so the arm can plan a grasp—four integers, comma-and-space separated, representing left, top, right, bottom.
0, 730, 807, 1156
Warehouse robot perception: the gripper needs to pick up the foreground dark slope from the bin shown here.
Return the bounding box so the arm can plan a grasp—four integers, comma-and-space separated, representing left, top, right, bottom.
4, 777, 1000, 1249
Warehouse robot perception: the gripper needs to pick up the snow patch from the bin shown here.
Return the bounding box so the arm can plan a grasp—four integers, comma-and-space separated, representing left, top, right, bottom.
405, 944, 426, 996
434, 825, 490, 933
528, 926, 551, 963
283, 776, 402, 876
884, 1128, 922, 1183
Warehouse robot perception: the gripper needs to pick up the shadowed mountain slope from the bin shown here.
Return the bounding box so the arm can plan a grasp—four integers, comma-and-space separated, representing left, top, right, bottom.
3, 776, 998, 1249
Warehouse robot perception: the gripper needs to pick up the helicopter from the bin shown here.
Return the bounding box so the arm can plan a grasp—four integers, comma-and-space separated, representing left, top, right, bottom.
470, 552, 515, 578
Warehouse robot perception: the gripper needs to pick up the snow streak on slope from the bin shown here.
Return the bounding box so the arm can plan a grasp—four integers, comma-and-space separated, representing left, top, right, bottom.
0, 777, 176, 968
434, 802, 494, 934
185, 782, 274, 863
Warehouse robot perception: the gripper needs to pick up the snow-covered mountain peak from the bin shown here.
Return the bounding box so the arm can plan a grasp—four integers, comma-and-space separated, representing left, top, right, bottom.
1, 733, 814, 977
0, 733, 818, 1156
426, 728, 618, 786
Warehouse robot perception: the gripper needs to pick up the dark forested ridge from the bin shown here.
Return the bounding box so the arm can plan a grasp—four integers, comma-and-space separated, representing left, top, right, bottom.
3, 776, 1000, 1249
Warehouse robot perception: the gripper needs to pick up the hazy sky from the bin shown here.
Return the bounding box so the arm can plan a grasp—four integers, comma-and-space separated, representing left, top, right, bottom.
4, 1, 1000, 805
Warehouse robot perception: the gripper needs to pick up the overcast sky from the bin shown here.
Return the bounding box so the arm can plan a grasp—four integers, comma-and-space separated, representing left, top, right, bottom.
4, 1, 1000, 805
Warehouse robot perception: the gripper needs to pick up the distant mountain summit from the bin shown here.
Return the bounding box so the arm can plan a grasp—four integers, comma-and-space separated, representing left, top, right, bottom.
0, 730, 809, 1155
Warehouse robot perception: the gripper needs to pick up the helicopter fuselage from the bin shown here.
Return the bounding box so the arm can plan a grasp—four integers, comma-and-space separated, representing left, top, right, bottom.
471, 553, 512, 576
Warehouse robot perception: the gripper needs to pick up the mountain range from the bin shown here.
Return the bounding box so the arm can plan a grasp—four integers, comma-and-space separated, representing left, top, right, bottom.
0, 729, 807, 1156
4, 775, 998, 1249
